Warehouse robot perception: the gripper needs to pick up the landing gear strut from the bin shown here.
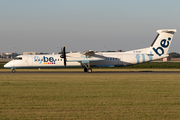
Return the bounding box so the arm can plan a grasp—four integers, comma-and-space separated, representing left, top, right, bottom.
83, 63, 92, 73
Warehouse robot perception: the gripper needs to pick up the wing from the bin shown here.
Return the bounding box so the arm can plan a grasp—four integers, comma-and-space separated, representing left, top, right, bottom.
67, 51, 106, 64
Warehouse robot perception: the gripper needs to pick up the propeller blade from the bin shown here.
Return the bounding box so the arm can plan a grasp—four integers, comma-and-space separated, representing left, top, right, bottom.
60, 46, 67, 66
61, 47, 63, 54
63, 46, 66, 66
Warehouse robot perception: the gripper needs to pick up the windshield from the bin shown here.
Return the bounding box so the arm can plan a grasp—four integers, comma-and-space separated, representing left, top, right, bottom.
14, 57, 22, 60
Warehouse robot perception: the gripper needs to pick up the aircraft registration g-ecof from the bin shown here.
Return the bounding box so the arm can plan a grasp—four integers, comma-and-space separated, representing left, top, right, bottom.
4, 29, 177, 73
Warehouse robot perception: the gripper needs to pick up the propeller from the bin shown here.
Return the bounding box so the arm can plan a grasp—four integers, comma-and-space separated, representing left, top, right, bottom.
61, 47, 63, 54
60, 46, 66, 66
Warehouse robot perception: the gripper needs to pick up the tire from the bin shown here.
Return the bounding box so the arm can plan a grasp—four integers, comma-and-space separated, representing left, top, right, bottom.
12, 69, 16, 73
87, 68, 92, 73
84, 68, 87, 72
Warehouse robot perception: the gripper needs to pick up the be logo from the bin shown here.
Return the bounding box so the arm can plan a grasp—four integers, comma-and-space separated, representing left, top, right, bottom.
153, 37, 171, 56
43, 56, 56, 64
43, 56, 55, 62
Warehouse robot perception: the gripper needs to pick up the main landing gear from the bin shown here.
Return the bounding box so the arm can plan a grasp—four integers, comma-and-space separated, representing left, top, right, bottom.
84, 67, 92, 73
83, 63, 92, 73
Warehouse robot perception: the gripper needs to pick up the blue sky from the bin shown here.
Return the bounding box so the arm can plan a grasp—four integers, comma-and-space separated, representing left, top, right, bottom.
0, 0, 180, 53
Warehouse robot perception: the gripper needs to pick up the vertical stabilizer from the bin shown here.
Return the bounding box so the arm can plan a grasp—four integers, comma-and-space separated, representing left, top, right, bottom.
150, 29, 176, 57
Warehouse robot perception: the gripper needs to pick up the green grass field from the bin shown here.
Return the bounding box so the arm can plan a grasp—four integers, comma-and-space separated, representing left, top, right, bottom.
1, 74, 180, 119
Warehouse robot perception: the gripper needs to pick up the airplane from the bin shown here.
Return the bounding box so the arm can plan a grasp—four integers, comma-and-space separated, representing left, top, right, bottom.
4, 29, 177, 73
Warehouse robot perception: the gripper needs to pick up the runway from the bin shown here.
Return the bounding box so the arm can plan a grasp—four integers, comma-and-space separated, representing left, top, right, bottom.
0, 71, 180, 75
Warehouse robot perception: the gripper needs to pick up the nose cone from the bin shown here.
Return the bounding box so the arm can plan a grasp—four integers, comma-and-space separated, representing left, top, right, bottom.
4, 62, 11, 68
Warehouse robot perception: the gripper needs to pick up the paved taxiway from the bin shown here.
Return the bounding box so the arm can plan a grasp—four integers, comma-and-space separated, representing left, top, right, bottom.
0, 71, 180, 75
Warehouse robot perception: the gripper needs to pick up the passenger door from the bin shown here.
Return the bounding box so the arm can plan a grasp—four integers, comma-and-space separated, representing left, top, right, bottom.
27, 57, 33, 66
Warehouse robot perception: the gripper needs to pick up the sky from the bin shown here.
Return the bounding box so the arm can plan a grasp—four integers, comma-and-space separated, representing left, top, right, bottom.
0, 0, 180, 54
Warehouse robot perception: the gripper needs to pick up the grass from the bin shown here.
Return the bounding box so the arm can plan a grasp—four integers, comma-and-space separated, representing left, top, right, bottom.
0, 74, 180, 119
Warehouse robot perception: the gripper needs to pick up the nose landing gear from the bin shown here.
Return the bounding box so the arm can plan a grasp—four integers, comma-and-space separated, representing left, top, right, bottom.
12, 69, 16, 73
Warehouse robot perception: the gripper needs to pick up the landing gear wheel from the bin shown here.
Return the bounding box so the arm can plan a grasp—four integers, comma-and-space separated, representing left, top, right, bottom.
87, 68, 92, 73
12, 69, 16, 73
83, 63, 92, 73
84, 67, 87, 72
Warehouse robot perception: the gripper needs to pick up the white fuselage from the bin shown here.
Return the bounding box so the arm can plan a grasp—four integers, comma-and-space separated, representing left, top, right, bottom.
4, 50, 165, 69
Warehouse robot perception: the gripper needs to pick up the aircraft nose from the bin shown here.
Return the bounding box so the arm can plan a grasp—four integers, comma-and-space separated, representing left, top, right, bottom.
4, 62, 11, 68
4, 63, 8, 68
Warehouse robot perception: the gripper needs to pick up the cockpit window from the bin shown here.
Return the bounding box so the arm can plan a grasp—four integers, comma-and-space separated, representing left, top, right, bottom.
14, 57, 22, 60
